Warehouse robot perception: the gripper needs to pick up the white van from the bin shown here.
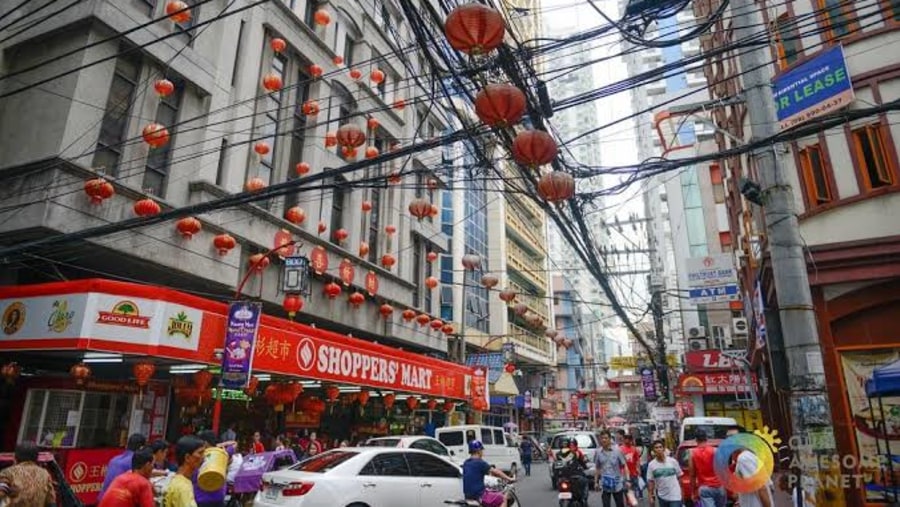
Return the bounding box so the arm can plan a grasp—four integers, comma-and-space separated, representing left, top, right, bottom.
435, 425, 521, 475
680, 416, 740, 442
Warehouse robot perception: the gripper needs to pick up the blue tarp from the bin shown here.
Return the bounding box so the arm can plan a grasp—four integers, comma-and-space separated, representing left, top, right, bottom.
866, 359, 900, 397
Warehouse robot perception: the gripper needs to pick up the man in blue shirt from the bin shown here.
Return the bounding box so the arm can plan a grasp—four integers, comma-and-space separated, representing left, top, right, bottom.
97, 433, 147, 503
462, 440, 515, 507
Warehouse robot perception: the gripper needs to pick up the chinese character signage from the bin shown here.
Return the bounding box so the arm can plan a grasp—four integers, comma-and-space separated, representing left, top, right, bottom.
365, 271, 379, 296
677, 373, 757, 395
221, 302, 262, 389
641, 368, 658, 401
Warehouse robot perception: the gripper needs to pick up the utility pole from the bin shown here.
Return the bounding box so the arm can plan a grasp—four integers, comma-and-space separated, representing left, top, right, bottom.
731, 0, 832, 491
650, 288, 670, 403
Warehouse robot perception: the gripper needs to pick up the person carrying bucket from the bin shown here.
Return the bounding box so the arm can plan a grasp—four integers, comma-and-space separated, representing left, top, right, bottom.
192, 431, 237, 507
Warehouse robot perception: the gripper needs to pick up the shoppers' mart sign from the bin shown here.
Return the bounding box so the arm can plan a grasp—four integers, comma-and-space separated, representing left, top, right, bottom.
773, 45, 854, 130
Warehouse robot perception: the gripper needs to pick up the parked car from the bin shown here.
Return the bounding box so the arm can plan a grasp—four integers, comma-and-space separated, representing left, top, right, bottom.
548, 431, 599, 489
363, 436, 451, 458
254, 447, 463, 507
435, 425, 520, 474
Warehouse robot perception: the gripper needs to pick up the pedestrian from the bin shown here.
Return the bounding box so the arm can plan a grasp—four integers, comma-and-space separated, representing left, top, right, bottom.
164, 435, 206, 507
519, 436, 533, 477
98, 433, 147, 502
193, 430, 234, 507
274, 435, 287, 451
620, 434, 642, 497
151, 439, 176, 475
689, 430, 726, 507
98, 448, 156, 507
0, 441, 54, 506
307, 431, 323, 456
594, 430, 630, 507
251, 431, 265, 454
647, 439, 683, 507
220, 423, 237, 444
733, 447, 774, 507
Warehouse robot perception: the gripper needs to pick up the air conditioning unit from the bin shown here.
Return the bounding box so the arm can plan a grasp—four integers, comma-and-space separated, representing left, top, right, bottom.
733, 318, 749, 336
688, 326, 707, 338
688, 337, 708, 351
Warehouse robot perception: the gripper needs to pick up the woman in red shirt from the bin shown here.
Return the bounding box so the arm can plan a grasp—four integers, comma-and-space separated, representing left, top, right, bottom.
251, 432, 265, 454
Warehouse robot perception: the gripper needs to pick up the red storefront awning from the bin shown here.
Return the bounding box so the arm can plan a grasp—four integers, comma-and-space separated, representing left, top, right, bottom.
0, 279, 473, 400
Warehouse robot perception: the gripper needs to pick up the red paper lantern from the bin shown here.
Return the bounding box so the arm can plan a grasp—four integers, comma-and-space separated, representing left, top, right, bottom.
262, 73, 283, 92
367, 117, 380, 130
271, 38, 286, 53
333, 55, 344, 65
285, 206, 306, 225
426, 251, 438, 263
475, 84, 526, 127
461, 254, 481, 271
358, 390, 370, 405
563, 339, 573, 348
408, 198, 431, 220
481, 274, 499, 289
302, 100, 320, 116
325, 385, 340, 402
309, 64, 324, 78
245, 177, 267, 192
365, 146, 379, 159
379, 304, 394, 319
142, 123, 169, 148
393, 98, 406, 110
424, 276, 439, 290
84, 177, 114, 204
381, 253, 396, 269
333, 228, 349, 243
213, 233, 236, 255
349, 68, 362, 80
283, 295, 303, 318
133, 198, 161, 217
402, 309, 417, 322
325, 132, 338, 148
254, 141, 271, 155
245, 376, 260, 397
165, 0, 191, 23
538, 171, 576, 202
324, 282, 342, 299
370, 69, 385, 84
430, 318, 443, 330
512, 130, 558, 167
294, 162, 311, 176
406, 397, 420, 411
546, 329, 559, 339
513, 303, 528, 316
317, 221, 327, 234
1, 362, 21, 385
384, 393, 396, 409
347, 292, 366, 308
175, 217, 201, 239
336, 124, 366, 148
442, 323, 455, 335
443, 401, 455, 413
341, 146, 358, 159
154, 79, 175, 97
499, 287, 516, 303
314, 9, 331, 25
70, 362, 92, 386
429, 205, 439, 218
248, 253, 270, 272
133, 361, 156, 388
426, 399, 438, 411
416, 313, 431, 326
444, 3, 506, 55
358, 242, 370, 257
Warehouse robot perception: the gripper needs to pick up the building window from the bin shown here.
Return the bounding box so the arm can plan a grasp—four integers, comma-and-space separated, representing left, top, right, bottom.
231, 20, 245, 87
92, 46, 141, 176
464, 160, 489, 334
285, 71, 311, 210
255, 54, 286, 187
367, 185, 381, 264
344, 35, 356, 66
330, 178, 346, 245
216, 139, 228, 186
775, 13, 802, 68
412, 236, 423, 307
798, 144, 833, 206
885, 0, 900, 23
19, 389, 134, 449
853, 124, 896, 190
818, 0, 855, 40
304, 0, 318, 27
143, 77, 183, 197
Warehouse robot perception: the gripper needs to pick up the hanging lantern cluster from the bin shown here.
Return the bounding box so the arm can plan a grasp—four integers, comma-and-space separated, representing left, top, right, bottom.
285, 206, 306, 225
1, 362, 21, 385
499, 287, 517, 303
84, 177, 115, 205
264, 382, 303, 411
165, 1, 192, 23
244, 376, 260, 398
461, 254, 481, 271
154, 79, 175, 97
214, 233, 236, 255
175, 217, 201, 239
70, 362, 92, 386
408, 198, 432, 221
282, 295, 303, 318
133, 198, 161, 217
133, 361, 156, 388
335, 124, 366, 159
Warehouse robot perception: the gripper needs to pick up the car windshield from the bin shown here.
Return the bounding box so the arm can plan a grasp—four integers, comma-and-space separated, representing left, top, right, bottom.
683, 424, 731, 441
289, 450, 358, 473
365, 439, 401, 447
551, 434, 596, 449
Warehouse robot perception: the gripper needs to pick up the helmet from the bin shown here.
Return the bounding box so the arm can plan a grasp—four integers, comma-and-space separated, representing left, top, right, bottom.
468, 440, 484, 453
568, 438, 579, 448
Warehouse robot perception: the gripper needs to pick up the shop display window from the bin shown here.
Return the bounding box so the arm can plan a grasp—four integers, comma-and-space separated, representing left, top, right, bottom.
18, 389, 131, 448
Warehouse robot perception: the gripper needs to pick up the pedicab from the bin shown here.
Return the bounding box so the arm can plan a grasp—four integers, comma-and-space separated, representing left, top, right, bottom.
226, 449, 298, 507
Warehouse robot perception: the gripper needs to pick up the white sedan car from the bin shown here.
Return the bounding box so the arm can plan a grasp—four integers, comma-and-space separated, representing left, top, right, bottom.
363, 436, 452, 459
253, 447, 466, 507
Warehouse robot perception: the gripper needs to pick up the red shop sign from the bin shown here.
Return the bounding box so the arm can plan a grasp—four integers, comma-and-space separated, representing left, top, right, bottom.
339, 259, 355, 286
365, 271, 379, 296
678, 372, 758, 395
309, 246, 328, 275
685, 350, 747, 371
64, 448, 122, 505
202, 314, 473, 399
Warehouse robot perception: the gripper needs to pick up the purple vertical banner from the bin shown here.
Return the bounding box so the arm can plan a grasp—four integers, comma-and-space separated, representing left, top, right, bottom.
524, 390, 532, 416
221, 302, 263, 389
641, 368, 658, 402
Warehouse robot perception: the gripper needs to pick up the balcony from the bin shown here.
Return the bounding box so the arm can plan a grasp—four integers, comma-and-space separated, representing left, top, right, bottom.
509, 280, 550, 322
506, 242, 547, 291
505, 208, 544, 254
508, 323, 555, 365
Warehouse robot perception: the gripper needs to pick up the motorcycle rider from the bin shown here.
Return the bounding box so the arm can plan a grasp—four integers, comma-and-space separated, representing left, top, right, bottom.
463, 440, 516, 507
557, 438, 589, 502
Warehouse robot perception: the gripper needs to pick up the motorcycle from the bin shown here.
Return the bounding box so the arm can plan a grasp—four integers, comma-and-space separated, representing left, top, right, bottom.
444, 477, 519, 507
557, 460, 589, 507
